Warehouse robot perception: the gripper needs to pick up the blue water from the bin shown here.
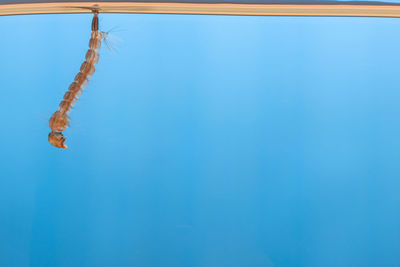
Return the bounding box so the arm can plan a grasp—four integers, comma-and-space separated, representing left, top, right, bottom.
1, 13, 400, 266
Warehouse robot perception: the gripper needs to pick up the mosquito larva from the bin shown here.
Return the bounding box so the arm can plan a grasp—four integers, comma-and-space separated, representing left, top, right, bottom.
48, 10, 105, 149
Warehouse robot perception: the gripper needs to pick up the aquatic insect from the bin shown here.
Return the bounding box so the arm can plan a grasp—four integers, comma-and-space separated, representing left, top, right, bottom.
48, 10, 105, 149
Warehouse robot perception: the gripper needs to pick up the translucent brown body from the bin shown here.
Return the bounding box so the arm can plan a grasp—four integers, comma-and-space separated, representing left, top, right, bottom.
49, 11, 102, 149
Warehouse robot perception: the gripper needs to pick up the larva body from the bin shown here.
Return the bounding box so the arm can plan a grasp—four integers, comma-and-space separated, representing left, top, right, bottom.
49, 11, 102, 149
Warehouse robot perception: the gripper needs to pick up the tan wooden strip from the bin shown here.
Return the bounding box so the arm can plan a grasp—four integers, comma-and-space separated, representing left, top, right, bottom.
1, 1, 400, 17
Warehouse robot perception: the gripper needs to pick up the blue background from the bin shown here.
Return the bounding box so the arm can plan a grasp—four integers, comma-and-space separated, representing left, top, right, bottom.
1, 13, 400, 266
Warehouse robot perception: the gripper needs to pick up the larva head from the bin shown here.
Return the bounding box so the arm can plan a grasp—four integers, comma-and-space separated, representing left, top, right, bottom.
48, 131, 67, 149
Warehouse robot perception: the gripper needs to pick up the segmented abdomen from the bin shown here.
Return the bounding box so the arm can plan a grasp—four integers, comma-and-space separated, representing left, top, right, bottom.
58, 31, 102, 115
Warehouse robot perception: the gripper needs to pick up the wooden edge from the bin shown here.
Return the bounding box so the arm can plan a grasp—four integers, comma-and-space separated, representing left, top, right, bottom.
1, 1, 400, 17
